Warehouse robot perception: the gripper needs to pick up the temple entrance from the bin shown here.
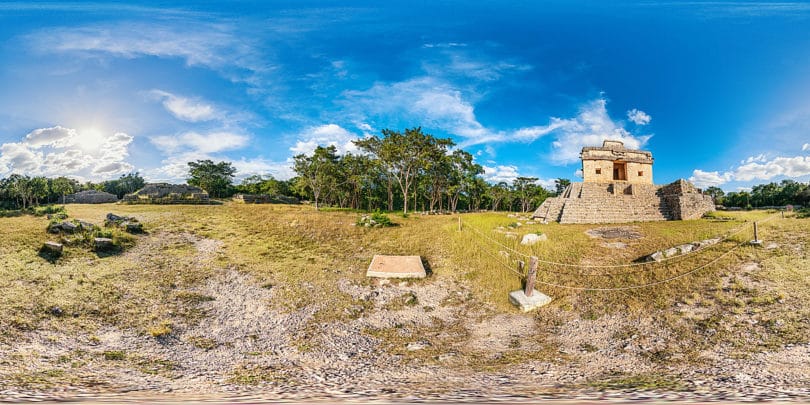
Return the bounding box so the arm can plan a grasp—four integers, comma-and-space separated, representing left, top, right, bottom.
613, 161, 627, 181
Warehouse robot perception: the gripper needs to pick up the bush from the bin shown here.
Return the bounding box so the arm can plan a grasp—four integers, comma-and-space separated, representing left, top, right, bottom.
356, 210, 394, 228
32, 205, 66, 217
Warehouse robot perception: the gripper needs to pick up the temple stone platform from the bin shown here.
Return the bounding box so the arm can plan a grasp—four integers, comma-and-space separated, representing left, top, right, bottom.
366, 255, 427, 279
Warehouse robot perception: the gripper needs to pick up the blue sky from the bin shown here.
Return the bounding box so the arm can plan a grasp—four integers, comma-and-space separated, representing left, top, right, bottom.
1, 1, 809, 191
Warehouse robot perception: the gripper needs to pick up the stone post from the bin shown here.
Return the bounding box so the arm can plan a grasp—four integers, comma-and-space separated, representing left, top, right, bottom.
525, 256, 538, 297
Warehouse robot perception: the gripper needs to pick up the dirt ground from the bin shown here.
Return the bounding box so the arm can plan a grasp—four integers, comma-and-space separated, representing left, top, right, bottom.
0, 207, 808, 402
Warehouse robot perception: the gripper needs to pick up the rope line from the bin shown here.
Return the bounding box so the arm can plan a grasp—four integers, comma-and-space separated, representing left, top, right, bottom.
460, 213, 778, 269
456, 213, 780, 291
530, 239, 747, 291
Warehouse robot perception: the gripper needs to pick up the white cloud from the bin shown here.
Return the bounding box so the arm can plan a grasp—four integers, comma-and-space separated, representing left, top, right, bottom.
150, 90, 217, 122
0, 126, 134, 179
627, 108, 651, 125
150, 131, 248, 154
290, 124, 360, 156
803, 143, 809, 151
690, 147, 810, 188
689, 169, 733, 188
733, 156, 810, 181
343, 77, 496, 142
27, 22, 267, 85
482, 164, 520, 184
24, 126, 77, 148
547, 99, 652, 164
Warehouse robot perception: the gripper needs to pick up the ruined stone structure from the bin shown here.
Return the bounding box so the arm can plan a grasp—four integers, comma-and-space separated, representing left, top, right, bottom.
122, 183, 210, 204
232, 193, 299, 204
532, 140, 714, 224
63, 190, 118, 204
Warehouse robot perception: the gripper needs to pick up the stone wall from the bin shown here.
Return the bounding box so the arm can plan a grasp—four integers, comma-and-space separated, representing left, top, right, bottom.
63, 190, 118, 204
233, 194, 299, 204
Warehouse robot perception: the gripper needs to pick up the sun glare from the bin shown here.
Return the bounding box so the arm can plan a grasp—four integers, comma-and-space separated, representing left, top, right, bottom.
75, 127, 107, 151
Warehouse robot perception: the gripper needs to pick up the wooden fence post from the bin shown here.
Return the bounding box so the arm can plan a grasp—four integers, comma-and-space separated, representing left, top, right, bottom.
525, 256, 538, 297
753, 221, 759, 242
458, 216, 462, 232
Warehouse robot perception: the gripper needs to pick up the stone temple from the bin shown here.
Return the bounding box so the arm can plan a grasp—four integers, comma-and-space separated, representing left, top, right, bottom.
532, 140, 714, 224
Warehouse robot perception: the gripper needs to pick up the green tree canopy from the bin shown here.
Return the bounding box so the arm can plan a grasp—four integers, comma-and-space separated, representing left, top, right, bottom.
187, 160, 236, 198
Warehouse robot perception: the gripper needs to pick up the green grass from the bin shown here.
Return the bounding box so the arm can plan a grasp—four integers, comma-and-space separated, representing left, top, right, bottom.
0, 203, 807, 388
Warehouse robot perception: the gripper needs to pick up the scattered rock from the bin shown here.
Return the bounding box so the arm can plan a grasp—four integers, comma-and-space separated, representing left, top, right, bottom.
520, 233, 547, 245
48, 306, 64, 317
77, 220, 96, 231
121, 221, 144, 233
94, 237, 114, 251
60, 221, 78, 233
504, 232, 518, 239
42, 241, 63, 255
406, 341, 430, 351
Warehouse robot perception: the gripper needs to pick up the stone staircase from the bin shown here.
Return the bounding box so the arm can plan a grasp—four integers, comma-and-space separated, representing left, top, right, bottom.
532, 182, 674, 224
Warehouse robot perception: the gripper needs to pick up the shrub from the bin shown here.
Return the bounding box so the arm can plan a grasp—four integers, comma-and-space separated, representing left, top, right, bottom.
356, 210, 394, 228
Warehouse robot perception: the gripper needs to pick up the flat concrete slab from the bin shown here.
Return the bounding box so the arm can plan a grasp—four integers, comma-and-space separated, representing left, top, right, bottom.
509, 289, 552, 312
366, 255, 426, 279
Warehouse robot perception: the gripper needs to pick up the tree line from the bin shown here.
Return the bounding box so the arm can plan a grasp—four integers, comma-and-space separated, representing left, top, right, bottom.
185, 128, 562, 213
0, 173, 145, 210
8, 126, 804, 214
704, 180, 810, 209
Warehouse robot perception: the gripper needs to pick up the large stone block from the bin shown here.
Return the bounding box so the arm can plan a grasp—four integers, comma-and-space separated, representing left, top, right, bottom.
366, 255, 427, 279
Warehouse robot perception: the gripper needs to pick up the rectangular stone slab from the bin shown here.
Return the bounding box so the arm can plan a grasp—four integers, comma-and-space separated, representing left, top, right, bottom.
366, 255, 426, 279
509, 289, 552, 312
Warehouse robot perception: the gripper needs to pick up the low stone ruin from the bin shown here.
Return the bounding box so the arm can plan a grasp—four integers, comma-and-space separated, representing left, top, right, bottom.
122, 183, 209, 204
232, 193, 299, 204
105, 213, 144, 233
63, 190, 118, 204
644, 237, 722, 262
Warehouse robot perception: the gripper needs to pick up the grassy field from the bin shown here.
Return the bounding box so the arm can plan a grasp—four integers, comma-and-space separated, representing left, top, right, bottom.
0, 202, 807, 392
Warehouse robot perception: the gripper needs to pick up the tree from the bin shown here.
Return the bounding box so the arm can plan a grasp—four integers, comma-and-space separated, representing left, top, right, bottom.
7, 174, 32, 209
187, 160, 236, 198
29, 176, 49, 206
292, 145, 340, 210
704, 186, 725, 204
513, 176, 539, 213
554, 178, 571, 196
488, 182, 510, 211
52, 177, 75, 206
354, 127, 453, 215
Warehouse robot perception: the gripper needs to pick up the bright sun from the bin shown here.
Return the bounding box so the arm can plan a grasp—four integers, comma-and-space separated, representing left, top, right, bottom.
74, 127, 107, 151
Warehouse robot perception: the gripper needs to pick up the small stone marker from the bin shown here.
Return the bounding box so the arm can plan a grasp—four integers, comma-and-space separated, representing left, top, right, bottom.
509, 256, 552, 312
366, 255, 426, 279
42, 241, 63, 255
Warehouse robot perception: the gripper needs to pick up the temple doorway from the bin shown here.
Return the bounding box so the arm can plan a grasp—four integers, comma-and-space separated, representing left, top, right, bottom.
613, 161, 627, 181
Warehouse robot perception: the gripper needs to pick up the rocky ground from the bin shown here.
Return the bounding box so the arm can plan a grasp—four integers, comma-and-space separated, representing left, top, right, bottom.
1, 220, 808, 403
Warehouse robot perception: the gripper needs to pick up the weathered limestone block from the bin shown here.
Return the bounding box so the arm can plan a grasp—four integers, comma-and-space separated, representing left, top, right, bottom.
120, 221, 144, 233
42, 241, 63, 255
94, 237, 114, 251
521, 233, 547, 245
60, 221, 78, 233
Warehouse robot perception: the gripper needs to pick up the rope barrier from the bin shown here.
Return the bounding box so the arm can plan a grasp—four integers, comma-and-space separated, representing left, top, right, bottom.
460, 213, 778, 269
456, 212, 780, 291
